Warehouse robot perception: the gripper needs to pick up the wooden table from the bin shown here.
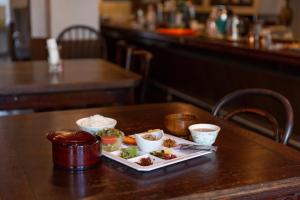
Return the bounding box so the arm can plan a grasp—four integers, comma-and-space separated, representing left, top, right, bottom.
1, 102, 300, 200
0, 59, 141, 110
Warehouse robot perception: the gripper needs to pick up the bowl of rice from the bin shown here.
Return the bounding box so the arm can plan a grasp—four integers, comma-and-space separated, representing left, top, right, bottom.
76, 115, 117, 134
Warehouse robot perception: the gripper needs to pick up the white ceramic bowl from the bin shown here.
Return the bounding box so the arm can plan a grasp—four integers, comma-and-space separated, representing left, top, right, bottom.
135, 129, 164, 152
76, 115, 117, 135
188, 124, 220, 146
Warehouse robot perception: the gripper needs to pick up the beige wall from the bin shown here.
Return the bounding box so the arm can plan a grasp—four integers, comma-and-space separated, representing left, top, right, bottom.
291, 0, 300, 39
0, 0, 9, 24
30, 0, 99, 38
50, 0, 99, 37
11, 0, 28, 9
100, 0, 131, 23
30, 0, 48, 38
0, 6, 4, 24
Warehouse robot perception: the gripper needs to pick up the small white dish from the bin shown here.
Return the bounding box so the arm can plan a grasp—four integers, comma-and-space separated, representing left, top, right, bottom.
135, 129, 164, 152
188, 124, 220, 146
76, 115, 117, 134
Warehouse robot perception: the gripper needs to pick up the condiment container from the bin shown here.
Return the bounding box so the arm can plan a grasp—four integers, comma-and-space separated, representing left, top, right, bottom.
47, 130, 101, 170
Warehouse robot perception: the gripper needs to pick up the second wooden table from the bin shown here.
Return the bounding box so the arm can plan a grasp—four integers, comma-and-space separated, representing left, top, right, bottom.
0, 59, 141, 110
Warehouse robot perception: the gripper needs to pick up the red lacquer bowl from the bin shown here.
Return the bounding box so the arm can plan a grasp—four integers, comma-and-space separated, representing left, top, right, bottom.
47, 130, 101, 170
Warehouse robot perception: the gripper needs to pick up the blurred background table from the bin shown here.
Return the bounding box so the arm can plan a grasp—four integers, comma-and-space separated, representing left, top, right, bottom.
0, 59, 141, 111
0, 102, 300, 199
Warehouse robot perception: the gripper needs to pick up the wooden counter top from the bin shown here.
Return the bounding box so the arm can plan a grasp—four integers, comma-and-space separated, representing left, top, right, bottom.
102, 22, 300, 67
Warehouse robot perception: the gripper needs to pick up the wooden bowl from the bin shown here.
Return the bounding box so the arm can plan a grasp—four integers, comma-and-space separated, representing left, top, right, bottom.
164, 113, 198, 138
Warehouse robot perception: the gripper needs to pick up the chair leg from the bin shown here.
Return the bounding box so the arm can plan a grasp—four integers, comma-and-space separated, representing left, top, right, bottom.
125, 47, 134, 71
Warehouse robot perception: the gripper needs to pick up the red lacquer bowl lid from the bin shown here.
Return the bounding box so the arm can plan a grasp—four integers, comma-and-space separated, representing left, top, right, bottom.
47, 130, 97, 145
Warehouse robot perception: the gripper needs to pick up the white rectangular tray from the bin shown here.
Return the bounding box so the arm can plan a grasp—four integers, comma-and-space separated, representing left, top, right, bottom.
102, 133, 213, 171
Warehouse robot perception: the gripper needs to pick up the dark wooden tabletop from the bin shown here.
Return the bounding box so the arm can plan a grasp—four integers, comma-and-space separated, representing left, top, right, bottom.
0, 59, 141, 110
0, 59, 141, 95
0, 102, 300, 200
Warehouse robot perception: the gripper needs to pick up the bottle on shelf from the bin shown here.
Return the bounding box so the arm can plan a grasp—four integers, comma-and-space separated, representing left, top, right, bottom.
146, 4, 156, 30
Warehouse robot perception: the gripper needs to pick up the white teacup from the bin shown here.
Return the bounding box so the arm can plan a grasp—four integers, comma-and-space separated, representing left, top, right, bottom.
188, 124, 221, 146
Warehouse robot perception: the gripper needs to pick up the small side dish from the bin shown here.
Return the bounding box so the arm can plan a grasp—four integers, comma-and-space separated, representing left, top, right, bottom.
163, 138, 177, 148
120, 147, 139, 159
143, 134, 157, 141
151, 149, 177, 160
123, 135, 137, 145
135, 129, 164, 152
136, 157, 153, 166
96, 128, 124, 152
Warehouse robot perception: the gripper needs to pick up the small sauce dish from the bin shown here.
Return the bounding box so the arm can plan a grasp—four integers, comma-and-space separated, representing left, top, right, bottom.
135, 129, 164, 152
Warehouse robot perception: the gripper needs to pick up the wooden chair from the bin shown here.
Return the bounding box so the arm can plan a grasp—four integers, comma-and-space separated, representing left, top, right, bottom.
115, 40, 128, 68
212, 88, 294, 145
126, 47, 153, 103
57, 25, 107, 59
115, 41, 153, 103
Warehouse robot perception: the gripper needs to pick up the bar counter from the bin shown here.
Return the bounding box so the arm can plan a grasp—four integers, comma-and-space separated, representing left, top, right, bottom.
102, 22, 300, 68
101, 22, 300, 145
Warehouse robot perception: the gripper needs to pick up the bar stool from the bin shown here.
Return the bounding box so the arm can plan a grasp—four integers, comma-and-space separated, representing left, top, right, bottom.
115, 41, 153, 103
127, 47, 153, 104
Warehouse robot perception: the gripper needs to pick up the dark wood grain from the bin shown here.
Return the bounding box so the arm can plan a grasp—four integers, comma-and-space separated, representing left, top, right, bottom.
30, 38, 47, 60
0, 59, 140, 110
0, 102, 300, 200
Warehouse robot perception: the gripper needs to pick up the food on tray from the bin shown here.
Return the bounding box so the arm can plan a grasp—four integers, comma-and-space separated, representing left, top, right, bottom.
79, 115, 115, 127
120, 147, 139, 159
163, 138, 177, 147
135, 129, 164, 152
151, 149, 177, 160
136, 157, 153, 166
142, 129, 161, 141
143, 134, 157, 141
96, 128, 124, 152
123, 135, 137, 145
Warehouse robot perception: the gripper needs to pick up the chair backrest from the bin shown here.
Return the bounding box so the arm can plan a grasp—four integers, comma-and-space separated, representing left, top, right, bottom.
57, 25, 107, 59
8, 22, 17, 61
126, 47, 153, 103
115, 40, 128, 68
212, 88, 294, 145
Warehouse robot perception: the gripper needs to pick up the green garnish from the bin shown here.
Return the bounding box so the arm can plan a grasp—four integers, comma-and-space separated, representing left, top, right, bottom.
97, 128, 123, 137
120, 147, 139, 159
